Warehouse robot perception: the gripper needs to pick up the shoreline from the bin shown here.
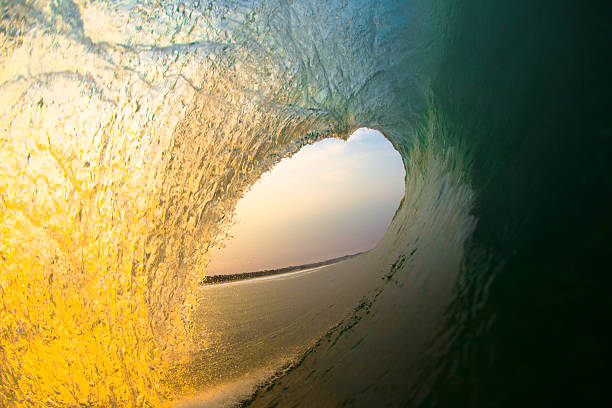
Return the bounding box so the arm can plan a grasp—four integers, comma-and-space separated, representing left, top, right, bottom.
200, 252, 364, 285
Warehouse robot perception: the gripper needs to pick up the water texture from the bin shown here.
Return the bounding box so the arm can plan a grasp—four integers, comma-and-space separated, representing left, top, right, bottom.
1, 0, 611, 407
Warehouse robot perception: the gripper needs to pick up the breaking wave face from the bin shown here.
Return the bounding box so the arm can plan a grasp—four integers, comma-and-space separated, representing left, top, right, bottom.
1, 0, 611, 407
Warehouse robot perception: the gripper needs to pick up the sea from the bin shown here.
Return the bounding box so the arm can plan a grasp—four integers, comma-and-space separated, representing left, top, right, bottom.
1, 0, 611, 407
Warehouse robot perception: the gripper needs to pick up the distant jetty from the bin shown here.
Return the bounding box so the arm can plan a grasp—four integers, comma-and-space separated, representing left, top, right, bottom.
200, 252, 364, 285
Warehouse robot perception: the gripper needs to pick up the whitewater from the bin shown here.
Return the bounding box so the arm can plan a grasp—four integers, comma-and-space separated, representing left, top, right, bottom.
1, 1, 611, 407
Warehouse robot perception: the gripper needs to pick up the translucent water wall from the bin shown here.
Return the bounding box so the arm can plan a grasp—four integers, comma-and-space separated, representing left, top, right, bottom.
1, 0, 429, 404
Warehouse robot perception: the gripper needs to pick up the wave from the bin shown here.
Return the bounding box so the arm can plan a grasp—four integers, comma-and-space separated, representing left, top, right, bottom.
1, 0, 611, 407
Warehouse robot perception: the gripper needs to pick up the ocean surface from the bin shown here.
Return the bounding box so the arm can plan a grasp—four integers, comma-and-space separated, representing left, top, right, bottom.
1, 0, 611, 407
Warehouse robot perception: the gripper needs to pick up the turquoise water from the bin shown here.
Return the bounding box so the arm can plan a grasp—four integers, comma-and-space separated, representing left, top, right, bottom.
1, 0, 611, 407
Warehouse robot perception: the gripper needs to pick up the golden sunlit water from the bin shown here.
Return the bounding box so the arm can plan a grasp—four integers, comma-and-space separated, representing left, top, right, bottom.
0, 1, 344, 405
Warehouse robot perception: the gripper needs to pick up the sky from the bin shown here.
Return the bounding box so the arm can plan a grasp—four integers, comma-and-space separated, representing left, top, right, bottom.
205, 128, 406, 275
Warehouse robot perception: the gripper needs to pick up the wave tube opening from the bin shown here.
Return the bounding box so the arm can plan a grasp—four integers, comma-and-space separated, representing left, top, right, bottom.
204, 127, 406, 278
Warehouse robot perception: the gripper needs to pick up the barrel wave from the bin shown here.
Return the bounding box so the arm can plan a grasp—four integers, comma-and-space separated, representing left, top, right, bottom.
1, 1, 611, 407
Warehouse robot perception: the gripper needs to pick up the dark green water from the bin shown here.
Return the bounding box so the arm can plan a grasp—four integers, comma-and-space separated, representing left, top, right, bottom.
427, 2, 612, 406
